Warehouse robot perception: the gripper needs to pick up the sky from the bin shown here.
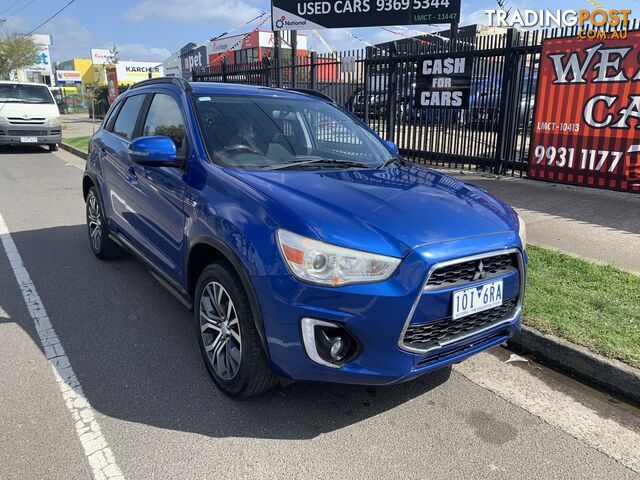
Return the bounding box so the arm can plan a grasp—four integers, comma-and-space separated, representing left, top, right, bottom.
0, 0, 638, 64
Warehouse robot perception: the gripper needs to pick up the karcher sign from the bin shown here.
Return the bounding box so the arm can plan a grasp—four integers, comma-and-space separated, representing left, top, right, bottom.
272, 0, 461, 30
115, 61, 164, 84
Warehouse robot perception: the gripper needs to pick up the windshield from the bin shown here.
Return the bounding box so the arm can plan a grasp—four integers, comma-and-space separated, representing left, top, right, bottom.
0, 84, 54, 104
194, 94, 393, 169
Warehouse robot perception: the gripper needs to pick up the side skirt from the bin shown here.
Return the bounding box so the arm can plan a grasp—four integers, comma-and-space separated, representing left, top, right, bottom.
108, 233, 194, 311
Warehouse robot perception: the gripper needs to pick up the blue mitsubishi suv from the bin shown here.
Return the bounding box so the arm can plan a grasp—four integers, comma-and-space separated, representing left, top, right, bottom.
83, 78, 526, 397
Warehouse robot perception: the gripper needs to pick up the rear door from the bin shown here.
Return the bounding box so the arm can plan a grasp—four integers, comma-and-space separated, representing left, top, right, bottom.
99, 93, 148, 246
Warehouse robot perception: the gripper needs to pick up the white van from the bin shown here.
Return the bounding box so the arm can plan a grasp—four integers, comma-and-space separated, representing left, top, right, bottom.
0, 81, 61, 152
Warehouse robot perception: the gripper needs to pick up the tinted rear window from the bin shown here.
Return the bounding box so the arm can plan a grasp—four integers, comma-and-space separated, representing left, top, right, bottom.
112, 94, 145, 141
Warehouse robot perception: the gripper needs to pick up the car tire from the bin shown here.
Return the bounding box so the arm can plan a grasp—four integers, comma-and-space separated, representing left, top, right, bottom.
49, 144, 59, 152
85, 187, 123, 260
195, 262, 277, 397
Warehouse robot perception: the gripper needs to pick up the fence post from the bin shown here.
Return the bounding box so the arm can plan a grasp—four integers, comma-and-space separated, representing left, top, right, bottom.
221, 62, 228, 83
274, 30, 283, 88
363, 47, 371, 125
291, 30, 298, 89
263, 56, 272, 87
310, 51, 317, 91
494, 28, 516, 175
385, 43, 398, 142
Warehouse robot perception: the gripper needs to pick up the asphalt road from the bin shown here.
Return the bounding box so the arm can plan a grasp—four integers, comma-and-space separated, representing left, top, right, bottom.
1, 146, 639, 480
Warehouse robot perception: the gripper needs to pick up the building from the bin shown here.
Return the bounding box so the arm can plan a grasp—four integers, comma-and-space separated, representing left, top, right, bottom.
88, 48, 164, 87
56, 58, 95, 86
374, 24, 509, 53
208, 30, 308, 66
15, 34, 53, 85
164, 31, 309, 80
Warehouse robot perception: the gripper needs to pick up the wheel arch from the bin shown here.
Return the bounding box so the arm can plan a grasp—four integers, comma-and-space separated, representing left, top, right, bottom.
82, 174, 95, 200
187, 237, 269, 355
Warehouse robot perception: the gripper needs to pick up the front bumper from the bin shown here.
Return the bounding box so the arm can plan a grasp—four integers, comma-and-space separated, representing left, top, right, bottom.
254, 233, 525, 385
0, 124, 62, 145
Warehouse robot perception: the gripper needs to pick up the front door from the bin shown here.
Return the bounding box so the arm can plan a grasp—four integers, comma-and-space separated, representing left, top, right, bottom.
128, 91, 189, 282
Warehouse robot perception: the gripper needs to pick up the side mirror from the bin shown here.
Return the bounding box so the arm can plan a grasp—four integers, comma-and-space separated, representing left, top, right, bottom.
129, 136, 179, 167
384, 140, 399, 156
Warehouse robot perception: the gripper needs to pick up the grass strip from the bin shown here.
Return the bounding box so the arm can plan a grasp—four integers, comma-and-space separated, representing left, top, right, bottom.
524, 245, 640, 368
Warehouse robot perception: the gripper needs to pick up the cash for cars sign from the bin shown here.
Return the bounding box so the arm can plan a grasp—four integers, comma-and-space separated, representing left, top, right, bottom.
414, 54, 472, 108
272, 0, 460, 30
529, 31, 640, 193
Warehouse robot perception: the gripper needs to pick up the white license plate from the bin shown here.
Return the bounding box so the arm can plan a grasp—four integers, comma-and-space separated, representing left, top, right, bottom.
452, 280, 503, 320
20, 136, 38, 143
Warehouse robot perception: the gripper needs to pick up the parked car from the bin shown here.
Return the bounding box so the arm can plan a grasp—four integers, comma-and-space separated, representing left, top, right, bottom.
0, 81, 61, 151
349, 89, 387, 118
402, 99, 460, 125
83, 78, 527, 397
462, 75, 536, 131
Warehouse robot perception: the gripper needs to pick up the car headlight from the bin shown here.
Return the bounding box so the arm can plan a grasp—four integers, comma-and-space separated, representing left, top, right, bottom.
277, 229, 401, 286
0, 116, 9, 126
518, 215, 527, 249
45, 117, 60, 127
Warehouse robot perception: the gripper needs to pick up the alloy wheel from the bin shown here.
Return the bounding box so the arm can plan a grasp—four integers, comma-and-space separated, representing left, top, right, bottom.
199, 281, 242, 381
87, 193, 102, 252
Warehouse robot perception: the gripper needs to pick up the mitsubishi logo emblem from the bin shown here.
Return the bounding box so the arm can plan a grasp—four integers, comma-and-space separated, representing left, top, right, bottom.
473, 260, 486, 281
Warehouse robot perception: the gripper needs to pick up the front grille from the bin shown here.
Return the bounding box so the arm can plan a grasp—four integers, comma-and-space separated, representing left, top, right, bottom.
426, 253, 517, 289
8, 117, 45, 124
7, 129, 47, 136
403, 298, 518, 349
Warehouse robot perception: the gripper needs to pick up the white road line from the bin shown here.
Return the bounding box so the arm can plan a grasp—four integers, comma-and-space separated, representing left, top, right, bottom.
0, 212, 125, 480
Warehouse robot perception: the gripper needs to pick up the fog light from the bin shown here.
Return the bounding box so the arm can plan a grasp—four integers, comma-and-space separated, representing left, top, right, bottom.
330, 337, 346, 360
301, 318, 359, 368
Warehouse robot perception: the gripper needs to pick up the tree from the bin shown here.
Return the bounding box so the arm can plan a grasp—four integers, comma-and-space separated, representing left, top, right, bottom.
106, 44, 119, 65
0, 34, 39, 80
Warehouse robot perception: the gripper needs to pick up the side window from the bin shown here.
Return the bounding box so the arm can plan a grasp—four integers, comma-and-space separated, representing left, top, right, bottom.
112, 94, 145, 141
103, 100, 122, 132
142, 94, 187, 158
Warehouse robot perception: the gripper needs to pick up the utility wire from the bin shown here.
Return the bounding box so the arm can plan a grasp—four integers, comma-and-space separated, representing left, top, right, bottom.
5, 0, 36, 19
0, 0, 21, 16
210, 11, 268, 42
23, 0, 77, 36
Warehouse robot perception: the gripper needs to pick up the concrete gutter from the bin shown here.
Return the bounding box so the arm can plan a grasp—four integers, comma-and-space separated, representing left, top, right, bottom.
509, 326, 640, 405
60, 142, 88, 161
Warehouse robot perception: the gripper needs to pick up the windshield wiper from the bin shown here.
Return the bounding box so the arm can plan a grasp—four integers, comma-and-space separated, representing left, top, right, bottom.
265, 157, 372, 171
376, 157, 404, 169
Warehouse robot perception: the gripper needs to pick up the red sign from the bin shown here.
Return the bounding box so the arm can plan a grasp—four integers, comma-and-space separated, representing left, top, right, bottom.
106, 66, 119, 105
528, 31, 640, 193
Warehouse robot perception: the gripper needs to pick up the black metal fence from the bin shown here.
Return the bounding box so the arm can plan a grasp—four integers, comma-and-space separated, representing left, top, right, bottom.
193, 21, 639, 176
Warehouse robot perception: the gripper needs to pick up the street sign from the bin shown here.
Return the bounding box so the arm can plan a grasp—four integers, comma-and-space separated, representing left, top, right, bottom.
271, 0, 460, 30
56, 70, 82, 85
528, 31, 640, 193
414, 53, 472, 109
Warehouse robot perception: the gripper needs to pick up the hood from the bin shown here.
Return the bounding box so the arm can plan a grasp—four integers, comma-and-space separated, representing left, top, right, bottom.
0, 102, 59, 120
230, 164, 518, 257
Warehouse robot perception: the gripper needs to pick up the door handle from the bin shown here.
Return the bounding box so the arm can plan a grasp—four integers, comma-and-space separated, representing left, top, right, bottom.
127, 166, 138, 183
186, 195, 198, 208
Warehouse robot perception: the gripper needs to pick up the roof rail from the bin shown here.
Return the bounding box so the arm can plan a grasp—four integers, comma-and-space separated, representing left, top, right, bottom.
130, 77, 193, 93
289, 88, 334, 103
